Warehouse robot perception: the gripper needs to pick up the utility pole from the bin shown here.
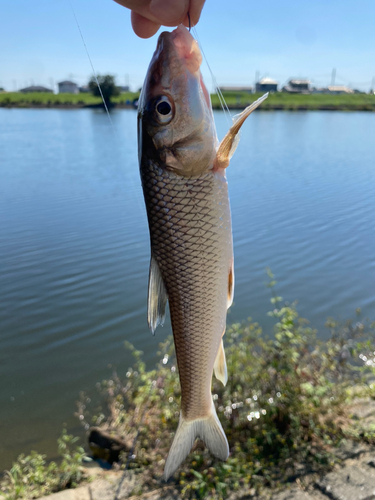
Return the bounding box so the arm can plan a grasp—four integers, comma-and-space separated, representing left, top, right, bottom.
331, 68, 336, 86
371, 77, 375, 93
255, 70, 259, 93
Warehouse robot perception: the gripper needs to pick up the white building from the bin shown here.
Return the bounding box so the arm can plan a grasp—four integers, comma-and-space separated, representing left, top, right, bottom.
58, 81, 79, 94
283, 79, 311, 93
255, 77, 278, 93
326, 85, 354, 95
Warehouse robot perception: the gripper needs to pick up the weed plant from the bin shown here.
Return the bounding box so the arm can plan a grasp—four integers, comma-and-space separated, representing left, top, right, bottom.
75, 273, 375, 499
0, 431, 86, 500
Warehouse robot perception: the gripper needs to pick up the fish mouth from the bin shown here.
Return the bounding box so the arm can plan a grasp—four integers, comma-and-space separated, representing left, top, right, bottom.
159, 25, 203, 75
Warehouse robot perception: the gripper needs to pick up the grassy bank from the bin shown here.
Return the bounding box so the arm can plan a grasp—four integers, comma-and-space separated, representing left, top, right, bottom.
1, 91, 374, 111
2, 275, 375, 500
211, 91, 375, 111
0, 92, 139, 108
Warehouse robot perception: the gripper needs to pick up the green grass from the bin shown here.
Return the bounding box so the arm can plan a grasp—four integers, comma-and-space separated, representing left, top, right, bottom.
0, 92, 139, 107
211, 91, 375, 111
1, 91, 374, 111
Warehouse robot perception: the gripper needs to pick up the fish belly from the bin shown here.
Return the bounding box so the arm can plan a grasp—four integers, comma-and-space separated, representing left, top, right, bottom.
141, 162, 233, 420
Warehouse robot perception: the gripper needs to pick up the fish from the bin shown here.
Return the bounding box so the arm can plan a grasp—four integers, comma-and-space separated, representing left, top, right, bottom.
137, 24, 267, 480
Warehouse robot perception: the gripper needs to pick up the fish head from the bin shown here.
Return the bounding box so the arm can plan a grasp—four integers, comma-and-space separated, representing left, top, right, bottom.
138, 25, 217, 177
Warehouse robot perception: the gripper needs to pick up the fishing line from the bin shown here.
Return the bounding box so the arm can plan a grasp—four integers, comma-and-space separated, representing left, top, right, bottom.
68, 0, 120, 143
192, 26, 232, 126
68, 0, 146, 214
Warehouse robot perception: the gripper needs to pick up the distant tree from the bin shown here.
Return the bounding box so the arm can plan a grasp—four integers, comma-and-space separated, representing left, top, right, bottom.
88, 74, 119, 108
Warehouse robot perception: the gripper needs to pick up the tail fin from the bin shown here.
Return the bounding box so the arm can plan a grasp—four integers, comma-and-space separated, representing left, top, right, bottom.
164, 401, 229, 480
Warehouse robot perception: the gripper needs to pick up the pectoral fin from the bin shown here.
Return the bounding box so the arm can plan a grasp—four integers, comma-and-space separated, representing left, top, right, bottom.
214, 93, 269, 170
214, 340, 228, 386
147, 255, 168, 335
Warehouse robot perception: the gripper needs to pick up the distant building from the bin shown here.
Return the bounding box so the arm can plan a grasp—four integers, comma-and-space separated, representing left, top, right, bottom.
326, 85, 354, 94
79, 85, 90, 93
118, 85, 130, 92
58, 80, 79, 94
255, 77, 278, 93
311, 87, 327, 94
283, 79, 310, 94
19, 85, 53, 93
219, 86, 253, 93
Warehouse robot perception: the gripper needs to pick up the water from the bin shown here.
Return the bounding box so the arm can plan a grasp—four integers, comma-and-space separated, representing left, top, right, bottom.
0, 108, 374, 470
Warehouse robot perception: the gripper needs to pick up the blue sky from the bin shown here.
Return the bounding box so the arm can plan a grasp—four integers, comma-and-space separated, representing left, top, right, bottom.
1, 0, 374, 92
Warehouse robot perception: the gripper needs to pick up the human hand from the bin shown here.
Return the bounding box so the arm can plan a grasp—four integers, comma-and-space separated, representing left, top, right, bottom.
113, 0, 206, 39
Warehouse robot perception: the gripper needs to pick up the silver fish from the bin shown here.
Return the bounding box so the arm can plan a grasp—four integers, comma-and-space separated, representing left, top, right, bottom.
137, 25, 267, 480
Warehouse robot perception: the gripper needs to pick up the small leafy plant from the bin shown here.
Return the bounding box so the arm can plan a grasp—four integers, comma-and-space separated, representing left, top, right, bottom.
0, 430, 86, 500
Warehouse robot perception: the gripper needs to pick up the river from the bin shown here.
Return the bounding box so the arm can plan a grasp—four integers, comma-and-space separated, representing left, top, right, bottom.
0, 108, 374, 470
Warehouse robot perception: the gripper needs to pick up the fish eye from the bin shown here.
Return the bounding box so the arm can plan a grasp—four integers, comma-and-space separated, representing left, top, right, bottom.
154, 96, 174, 124
157, 101, 171, 115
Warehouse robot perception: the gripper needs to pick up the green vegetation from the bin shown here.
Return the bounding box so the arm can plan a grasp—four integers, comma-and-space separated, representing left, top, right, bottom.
1, 91, 374, 111
74, 272, 375, 499
0, 91, 139, 108
88, 74, 120, 108
211, 91, 375, 111
0, 430, 86, 500
2, 273, 375, 500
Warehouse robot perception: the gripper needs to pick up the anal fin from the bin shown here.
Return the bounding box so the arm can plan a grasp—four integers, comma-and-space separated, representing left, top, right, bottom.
214, 339, 228, 386
147, 255, 168, 335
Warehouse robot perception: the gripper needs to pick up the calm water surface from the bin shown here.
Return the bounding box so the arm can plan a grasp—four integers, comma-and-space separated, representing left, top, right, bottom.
0, 108, 374, 470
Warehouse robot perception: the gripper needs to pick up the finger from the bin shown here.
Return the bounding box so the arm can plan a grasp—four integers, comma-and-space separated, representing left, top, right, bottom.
114, 0, 161, 25
149, 0, 188, 25
131, 11, 161, 39
113, 0, 150, 11
115, 0, 188, 26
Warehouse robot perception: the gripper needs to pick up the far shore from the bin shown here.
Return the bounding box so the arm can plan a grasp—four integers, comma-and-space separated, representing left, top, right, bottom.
1, 91, 375, 111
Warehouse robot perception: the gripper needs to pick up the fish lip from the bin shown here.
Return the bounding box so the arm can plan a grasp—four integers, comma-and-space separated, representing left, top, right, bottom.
157, 25, 202, 75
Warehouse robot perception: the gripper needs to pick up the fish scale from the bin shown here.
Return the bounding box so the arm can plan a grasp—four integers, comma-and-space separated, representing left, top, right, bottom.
141, 162, 232, 420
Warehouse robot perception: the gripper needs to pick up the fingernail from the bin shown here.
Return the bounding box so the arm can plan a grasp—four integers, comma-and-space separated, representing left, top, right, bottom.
149, 0, 187, 24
